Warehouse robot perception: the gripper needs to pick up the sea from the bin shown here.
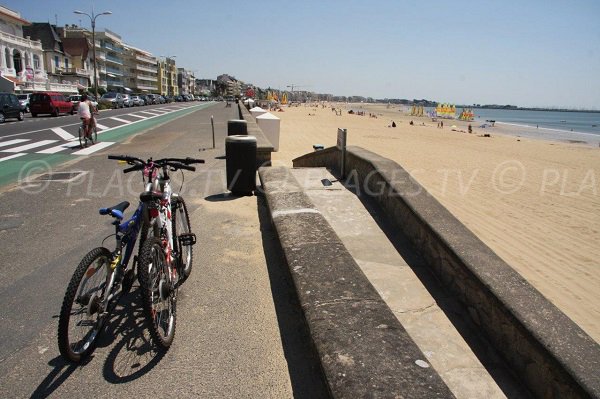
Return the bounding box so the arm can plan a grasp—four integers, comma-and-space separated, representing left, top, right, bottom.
428, 107, 600, 145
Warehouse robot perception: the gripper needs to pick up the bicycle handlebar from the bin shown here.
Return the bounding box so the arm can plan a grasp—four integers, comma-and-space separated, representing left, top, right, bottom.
108, 154, 203, 172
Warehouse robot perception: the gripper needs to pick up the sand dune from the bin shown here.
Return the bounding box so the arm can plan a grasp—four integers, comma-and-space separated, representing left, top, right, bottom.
269, 103, 600, 343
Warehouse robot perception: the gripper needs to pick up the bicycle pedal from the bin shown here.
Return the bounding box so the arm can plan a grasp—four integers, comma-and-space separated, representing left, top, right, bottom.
179, 233, 196, 246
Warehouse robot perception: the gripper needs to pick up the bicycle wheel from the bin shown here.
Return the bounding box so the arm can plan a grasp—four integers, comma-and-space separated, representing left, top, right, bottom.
58, 247, 112, 362
138, 237, 176, 348
78, 125, 85, 148
172, 196, 193, 282
90, 126, 98, 144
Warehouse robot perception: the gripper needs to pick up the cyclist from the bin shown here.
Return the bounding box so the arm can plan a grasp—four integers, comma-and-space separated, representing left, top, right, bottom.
77, 94, 96, 144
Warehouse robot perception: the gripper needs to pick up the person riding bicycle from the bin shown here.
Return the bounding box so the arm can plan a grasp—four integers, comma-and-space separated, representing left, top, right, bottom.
77, 94, 97, 140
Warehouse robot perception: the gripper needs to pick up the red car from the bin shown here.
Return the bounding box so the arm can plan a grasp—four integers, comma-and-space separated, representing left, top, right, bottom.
30, 92, 74, 117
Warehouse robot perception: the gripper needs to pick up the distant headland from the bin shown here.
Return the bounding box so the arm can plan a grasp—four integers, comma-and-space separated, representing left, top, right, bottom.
376, 99, 599, 113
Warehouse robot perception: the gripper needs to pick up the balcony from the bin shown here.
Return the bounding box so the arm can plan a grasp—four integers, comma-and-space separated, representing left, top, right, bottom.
106, 78, 123, 87
136, 64, 157, 74
102, 41, 122, 53
0, 31, 43, 51
137, 83, 157, 91
105, 54, 123, 65
137, 74, 158, 82
135, 54, 156, 64
106, 66, 123, 76
19, 81, 78, 94
63, 67, 89, 76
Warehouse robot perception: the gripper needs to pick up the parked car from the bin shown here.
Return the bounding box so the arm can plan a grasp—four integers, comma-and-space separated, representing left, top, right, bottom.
100, 92, 124, 108
0, 92, 25, 123
29, 92, 74, 117
156, 95, 166, 104
145, 94, 157, 105
122, 94, 132, 107
130, 95, 144, 106
69, 94, 99, 113
16, 93, 31, 113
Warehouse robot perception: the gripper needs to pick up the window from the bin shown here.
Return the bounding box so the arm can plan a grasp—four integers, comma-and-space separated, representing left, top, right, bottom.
33, 55, 40, 69
54, 56, 59, 68
65, 58, 69, 69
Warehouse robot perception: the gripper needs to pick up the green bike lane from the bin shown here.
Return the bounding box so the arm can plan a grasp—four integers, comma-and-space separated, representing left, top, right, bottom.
0, 102, 213, 189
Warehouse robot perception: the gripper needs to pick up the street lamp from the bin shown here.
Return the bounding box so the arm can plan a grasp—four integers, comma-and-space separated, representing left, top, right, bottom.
74, 8, 112, 100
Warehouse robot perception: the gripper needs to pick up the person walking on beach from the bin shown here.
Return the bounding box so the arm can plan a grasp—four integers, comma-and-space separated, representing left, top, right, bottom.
440, 121, 443, 129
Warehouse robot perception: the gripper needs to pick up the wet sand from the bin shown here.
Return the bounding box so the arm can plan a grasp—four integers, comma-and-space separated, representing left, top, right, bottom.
268, 102, 600, 343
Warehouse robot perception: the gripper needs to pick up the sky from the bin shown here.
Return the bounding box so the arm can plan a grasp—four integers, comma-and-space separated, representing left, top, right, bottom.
4, 0, 600, 109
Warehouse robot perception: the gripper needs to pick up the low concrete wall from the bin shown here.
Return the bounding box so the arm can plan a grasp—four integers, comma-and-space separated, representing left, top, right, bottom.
259, 166, 455, 398
293, 146, 600, 399
238, 103, 274, 167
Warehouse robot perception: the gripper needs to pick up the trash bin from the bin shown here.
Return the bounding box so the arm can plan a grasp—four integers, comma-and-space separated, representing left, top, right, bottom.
226, 135, 257, 196
227, 119, 247, 136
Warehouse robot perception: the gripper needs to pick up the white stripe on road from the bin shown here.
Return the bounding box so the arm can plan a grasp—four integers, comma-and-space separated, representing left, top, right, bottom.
37, 141, 80, 154
71, 141, 115, 155
95, 123, 110, 130
137, 111, 161, 116
50, 127, 76, 140
0, 152, 27, 162
126, 113, 147, 119
1, 140, 58, 153
109, 116, 132, 124
0, 139, 29, 148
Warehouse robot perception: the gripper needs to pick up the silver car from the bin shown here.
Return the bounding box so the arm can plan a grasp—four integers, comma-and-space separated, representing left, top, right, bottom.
130, 95, 144, 106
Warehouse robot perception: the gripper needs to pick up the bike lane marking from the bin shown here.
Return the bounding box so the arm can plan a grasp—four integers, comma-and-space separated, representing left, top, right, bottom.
50, 127, 76, 140
1, 140, 58, 153
0, 103, 212, 189
0, 139, 30, 148
71, 141, 115, 155
0, 153, 27, 162
109, 116, 132, 124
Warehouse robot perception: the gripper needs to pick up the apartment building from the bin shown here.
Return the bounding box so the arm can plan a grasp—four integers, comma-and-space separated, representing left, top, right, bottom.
157, 57, 178, 96
95, 29, 124, 92
177, 68, 196, 95
122, 44, 157, 93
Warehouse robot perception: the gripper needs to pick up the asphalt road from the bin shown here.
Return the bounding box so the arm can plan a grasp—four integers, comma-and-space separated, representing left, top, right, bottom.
0, 103, 327, 398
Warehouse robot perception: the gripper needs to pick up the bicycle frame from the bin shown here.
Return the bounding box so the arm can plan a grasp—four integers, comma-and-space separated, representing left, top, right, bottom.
100, 201, 145, 313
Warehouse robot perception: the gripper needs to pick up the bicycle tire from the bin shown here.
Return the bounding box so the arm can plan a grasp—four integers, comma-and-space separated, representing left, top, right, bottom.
172, 196, 193, 283
58, 247, 112, 362
91, 126, 98, 144
78, 125, 85, 148
138, 237, 176, 349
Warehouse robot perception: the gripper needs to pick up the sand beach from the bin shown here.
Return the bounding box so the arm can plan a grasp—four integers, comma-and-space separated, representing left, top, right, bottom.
269, 102, 600, 343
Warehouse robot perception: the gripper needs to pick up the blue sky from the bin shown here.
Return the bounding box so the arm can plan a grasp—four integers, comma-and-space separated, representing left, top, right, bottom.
5, 0, 600, 108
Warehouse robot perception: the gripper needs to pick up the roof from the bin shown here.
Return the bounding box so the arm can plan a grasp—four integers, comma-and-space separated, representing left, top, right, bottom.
22, 23, 64, 54
62, 37, 89, 59
0, 7, 31, 26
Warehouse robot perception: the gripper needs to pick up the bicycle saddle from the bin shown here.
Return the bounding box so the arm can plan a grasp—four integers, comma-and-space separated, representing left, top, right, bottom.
99, 201, 130, 220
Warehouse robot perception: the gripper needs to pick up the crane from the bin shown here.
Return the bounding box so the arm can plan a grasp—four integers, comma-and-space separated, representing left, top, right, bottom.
286, 84, 310, 92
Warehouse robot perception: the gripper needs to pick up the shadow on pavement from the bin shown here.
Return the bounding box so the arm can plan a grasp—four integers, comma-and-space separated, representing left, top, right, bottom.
101, 286, 166, 384
256, 195, 330, 399
30, 356, 85, 398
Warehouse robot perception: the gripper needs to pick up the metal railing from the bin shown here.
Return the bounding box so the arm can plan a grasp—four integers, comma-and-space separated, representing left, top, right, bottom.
0, 31, 43, 50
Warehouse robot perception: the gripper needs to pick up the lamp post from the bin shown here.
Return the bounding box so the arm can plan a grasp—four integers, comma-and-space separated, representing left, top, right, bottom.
74, 8, 112, 100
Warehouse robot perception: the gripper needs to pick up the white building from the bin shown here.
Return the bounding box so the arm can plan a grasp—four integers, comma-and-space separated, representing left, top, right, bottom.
0, 6, 47, 92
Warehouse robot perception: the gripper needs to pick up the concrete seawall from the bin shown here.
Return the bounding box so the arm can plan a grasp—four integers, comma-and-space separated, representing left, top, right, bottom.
258, 166, 456, 398
292, 146, 600, 398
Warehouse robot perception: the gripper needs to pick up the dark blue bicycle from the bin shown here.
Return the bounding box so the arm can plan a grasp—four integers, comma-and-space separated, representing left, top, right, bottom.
57, 154, 203, 362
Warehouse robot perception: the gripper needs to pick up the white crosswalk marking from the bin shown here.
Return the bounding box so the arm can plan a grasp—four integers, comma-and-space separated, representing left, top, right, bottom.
95, 123, 110, 130
71, 141, 115, 155
0, 139, 29, 148
50, 127, 76, 140
137, 111, 161, 116
126, 114, 147, 119
0, 153, 27, 162
110, 117, 132, 124
37, 141, 80, 154
1, 140, 58, 153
